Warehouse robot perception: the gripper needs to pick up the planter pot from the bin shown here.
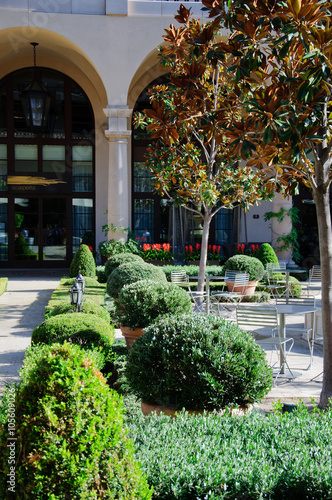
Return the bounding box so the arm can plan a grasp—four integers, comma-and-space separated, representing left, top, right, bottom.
120, 326, 145, 350
227, 280, 258, 296
141, 402, 251, 418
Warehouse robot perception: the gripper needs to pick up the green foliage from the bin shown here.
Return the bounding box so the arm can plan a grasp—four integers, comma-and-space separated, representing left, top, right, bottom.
127, 405, 332, 499
271, 273, 302, 298
31, 313, 115, 368
96, 265, 107, 283
264, 208, 302, 263
15, 233, 36, 260
0, 277, 7, 296
126, 314, 273, 411
255, 242, 279, 267
44, 299, 110, 323
98, 239, 140, 259
224, 254, 265, 281
107, 261, 167, 299
245, 291, 270, 303
69, 244, 96, 278
105, 252, 144, 279
0, 343, 152, 499
116, 280, 192, 329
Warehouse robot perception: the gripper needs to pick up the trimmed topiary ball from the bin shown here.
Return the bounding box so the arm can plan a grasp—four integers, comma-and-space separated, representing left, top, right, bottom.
224, 254, 264, 281
31, 313, 115, 367
105, 252, 144, 279
126, 314, 273, 411
44, 299, 111, 323
0, 343, 152, 499
107, 261, 167, 299
255, 243, 279, 267
70, 244, 96, 278
116, 280, 192, 329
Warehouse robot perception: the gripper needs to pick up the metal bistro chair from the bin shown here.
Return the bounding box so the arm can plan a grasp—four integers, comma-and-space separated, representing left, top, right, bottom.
210, 271, 249, 317
171, 269, 208, 314
266, 263, 287, 299
301, 266, 321, 296
276, 295, 317, 370
236, 305, 295, 384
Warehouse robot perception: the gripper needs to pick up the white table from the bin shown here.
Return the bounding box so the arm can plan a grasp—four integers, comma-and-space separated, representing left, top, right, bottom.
275, 267, 307, 302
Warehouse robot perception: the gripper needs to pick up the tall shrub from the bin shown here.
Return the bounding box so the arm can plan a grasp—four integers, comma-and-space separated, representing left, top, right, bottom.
0, 343, 152, 499
255, 243, 279, 267
70, 244, 96, 278
105, 252, 144, 279
107, 261, 167, 299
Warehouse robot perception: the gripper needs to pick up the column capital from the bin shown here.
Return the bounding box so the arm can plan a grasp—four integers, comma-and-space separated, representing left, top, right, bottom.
103, 106, 132, 141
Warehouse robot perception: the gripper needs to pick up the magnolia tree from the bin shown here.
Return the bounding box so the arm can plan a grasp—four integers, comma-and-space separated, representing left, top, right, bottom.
199, 0, 332, 407
134, 6, 272, 289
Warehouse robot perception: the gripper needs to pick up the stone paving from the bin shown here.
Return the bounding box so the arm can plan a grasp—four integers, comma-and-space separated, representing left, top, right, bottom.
0, 271, 324, 408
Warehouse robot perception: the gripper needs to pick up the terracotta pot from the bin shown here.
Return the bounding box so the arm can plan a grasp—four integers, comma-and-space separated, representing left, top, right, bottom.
141, 402, 251, 418
120, 326, 145, 350
227, 280, 258, 296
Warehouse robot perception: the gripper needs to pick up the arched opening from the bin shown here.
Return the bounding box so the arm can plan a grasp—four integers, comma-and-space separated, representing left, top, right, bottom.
0, 67, 95, 268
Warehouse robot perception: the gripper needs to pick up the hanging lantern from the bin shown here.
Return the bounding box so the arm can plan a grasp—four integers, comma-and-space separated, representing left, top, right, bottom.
21, 42, 51, 130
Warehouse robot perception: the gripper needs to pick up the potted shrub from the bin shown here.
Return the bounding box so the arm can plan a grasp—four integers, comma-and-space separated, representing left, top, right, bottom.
223, 254, 265, 294
104, 252, 144, 280
116, 280, 192, 349
106, 261, 167, 300
126, 314, 273, 414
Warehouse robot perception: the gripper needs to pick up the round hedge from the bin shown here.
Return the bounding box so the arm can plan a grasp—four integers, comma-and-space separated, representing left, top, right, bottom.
224, 254, 264, 281
70, 244, 96, 278
107, 261, 167, 299
117, 280, 192, 328
44, 300, 111, 323
0, 343, 152, 499
255, 243, 279, 267
126, 314, 273, 411
105, 252, 144, 279
31, 313, 115, 365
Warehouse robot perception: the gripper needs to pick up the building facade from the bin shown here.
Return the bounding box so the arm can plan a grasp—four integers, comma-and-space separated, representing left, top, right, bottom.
0, 0, 292, 268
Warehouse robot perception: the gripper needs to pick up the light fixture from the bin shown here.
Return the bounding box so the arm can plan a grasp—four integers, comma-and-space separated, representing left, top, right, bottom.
69, 281, 83, 312
21, 42, 51, 130
76, 271, 86, 294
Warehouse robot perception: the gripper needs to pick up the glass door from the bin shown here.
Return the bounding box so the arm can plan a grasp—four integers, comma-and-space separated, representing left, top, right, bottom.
42, 198, 67, 261
14, 198, 39, 262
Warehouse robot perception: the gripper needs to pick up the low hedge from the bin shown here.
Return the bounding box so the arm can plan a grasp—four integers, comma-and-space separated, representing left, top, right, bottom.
162, 265, 225, 281
44, 299, 111, 323
127, 405, 332, 499
31, 313, 115, 368
0, 343, 152, 499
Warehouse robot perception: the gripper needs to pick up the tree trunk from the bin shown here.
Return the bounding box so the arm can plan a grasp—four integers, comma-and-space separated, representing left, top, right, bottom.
312, 186, 332, 408
197, 215, 212, 295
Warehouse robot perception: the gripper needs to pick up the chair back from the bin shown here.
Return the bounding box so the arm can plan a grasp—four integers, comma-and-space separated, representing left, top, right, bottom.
171, 270, 190, 288
225, 271, 249, 294
236, 305, 278, 330
309, 266, 321, 284
276, 296, 316, 307
266, 262, 286, 270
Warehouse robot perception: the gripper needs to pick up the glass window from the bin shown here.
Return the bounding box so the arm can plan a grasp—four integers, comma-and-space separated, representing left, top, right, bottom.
215, 207, 233, 245
133, 199, 154, 243
0, 145, 7, 191
72, 145, 93, 192
0, 198, 8, 261
14, 197, 39, 261
0, 82, 6, 137
15, 145, 38, 172
72, 84, 94, 139
42, 145, 66, 173
72, 198, 93, 255
13, 69, 37, 139
133, 162, 153, 193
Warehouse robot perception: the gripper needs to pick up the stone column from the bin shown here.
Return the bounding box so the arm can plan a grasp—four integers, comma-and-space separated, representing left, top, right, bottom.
103, 105, 132, 241
271, 193, 293, 263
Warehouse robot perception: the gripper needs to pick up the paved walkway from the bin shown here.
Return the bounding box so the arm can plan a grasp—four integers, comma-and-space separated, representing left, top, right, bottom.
0, 272, 324, 406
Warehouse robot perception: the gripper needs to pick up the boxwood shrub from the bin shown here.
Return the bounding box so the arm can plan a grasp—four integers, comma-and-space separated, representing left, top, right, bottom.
255, 242, 279, 267
126, 405, 332, 500
224, 254, 265, 281
126, 314, 273, 411
107, 261, 167, 299
116, 280, 192, 329
69, 244, 96, 278
0, 343, 152, 499
105, 252, 144, 279
31, 313, 115, 368
44, 299, 111, 323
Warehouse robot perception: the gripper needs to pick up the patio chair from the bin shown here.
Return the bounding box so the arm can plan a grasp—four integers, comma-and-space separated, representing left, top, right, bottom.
275, 295, 317, 369
236, 305, 294, 383
210, 271, 249, 316
265, 264, 287, 299
171, 270, 207, 314
301, 266, 321, 296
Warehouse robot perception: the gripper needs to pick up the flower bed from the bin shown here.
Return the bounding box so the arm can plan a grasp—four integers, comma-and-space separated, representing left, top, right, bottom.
140, 243, 173, 262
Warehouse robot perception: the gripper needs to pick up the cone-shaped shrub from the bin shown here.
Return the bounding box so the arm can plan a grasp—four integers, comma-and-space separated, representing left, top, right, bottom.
0, 343, 152, 499
70, 244, 96, 278
255, 243, 279, 267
